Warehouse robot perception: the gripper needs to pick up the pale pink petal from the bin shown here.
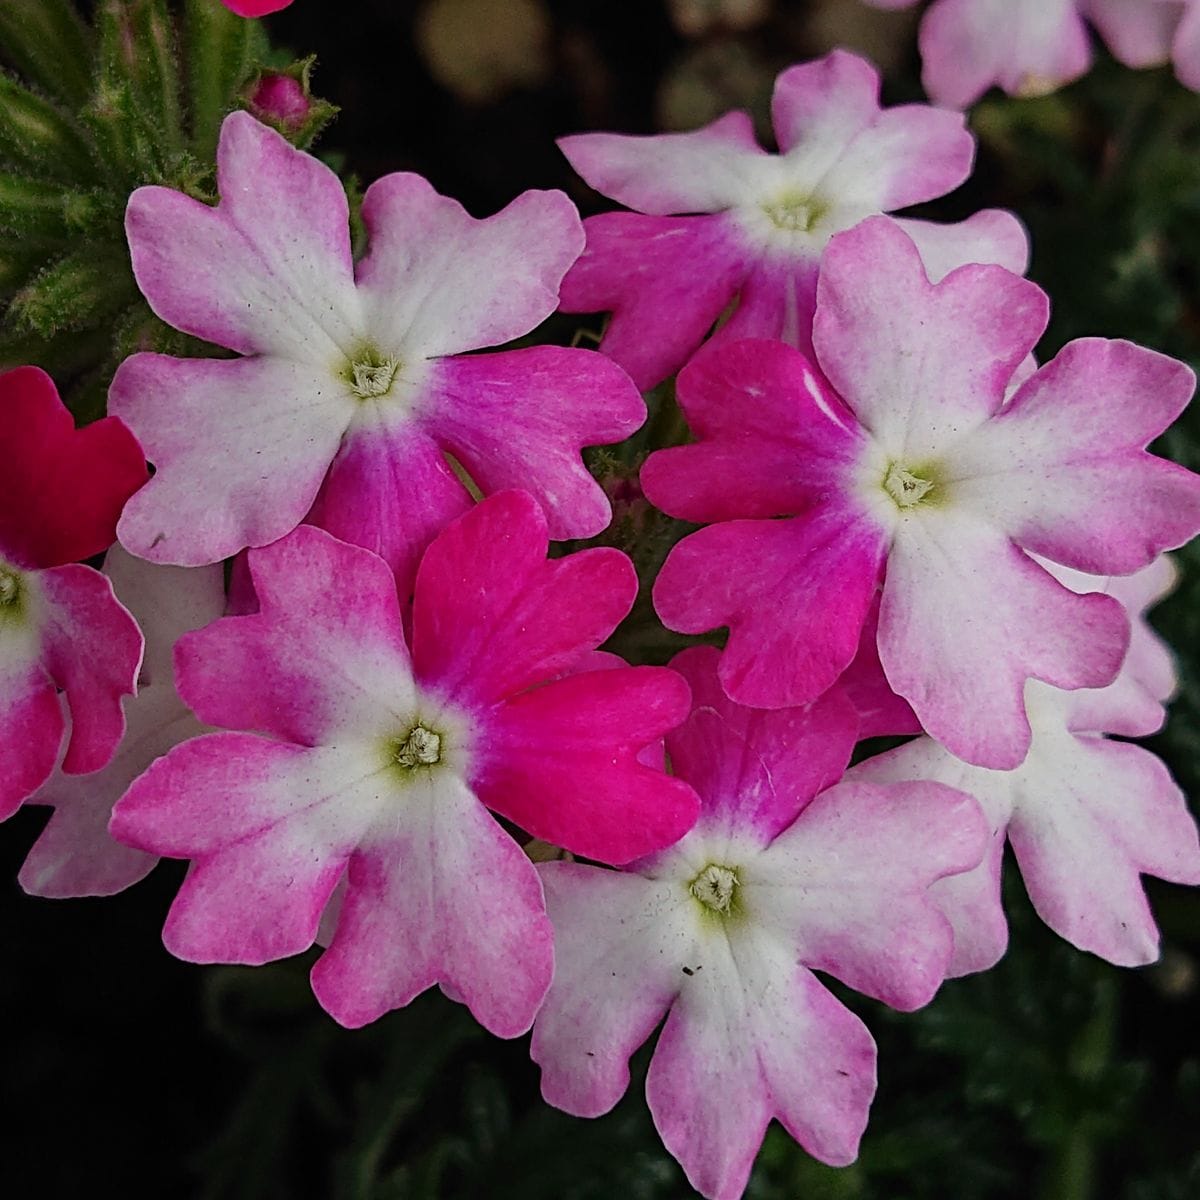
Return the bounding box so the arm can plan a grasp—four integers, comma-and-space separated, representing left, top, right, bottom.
411, 490, 636, 705
1109, 555, 1179, 704
532, 863, 693, 1116
311, 774, 553, 1035
111, 736, 379, 962
21, 700, 198, 897
654, 512, 887, 709
356, 175, 582, 358
39, 563, 142, 775
879, 509, 1129, 769
1084, 0, 1179, 68
948, 339, 1200, 575
558, 212, 749, 391
770, 50, 884, 161
125, 110, 359, 361
893, 209, 1031, 281
112, 353, 352, 566
813, 217, 1048, 461
919, 0, 1091, 109
176, 526, 415, 744
304, 421, 472, 600
559, 111, 764, 215
423, 346, 644, 539
0, 658, 62, 821
1008, 737, 1200, 966
753, 779, 986, 1009
647, 930, 875, 1194
477, 667, 698, 864
665, 645, 859, 844
1173, 1, 1200, 89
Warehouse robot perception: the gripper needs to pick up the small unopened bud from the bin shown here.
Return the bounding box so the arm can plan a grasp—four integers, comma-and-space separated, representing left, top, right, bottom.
244, 60, 337, 148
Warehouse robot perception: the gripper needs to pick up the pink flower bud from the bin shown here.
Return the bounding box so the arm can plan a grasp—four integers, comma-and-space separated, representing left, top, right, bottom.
247, 72, 311, 131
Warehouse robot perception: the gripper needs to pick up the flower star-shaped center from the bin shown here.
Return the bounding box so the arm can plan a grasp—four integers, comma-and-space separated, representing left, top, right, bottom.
393, 724, 442, 770
348, 350, 402, 400
883, 463, 936, 509
689, 863, 740, 916
760, 191, 823, 234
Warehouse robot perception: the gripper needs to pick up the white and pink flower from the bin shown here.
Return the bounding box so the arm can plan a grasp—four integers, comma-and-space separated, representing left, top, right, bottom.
557, 49, 1027, 389
111, 491, 699, 1034
643, 216, 1200, 768
532, 646, 985, 1200
113, 111, 643, 596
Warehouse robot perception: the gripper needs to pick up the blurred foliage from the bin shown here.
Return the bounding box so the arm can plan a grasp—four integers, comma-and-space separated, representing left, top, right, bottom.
3, 3, 1200, 1199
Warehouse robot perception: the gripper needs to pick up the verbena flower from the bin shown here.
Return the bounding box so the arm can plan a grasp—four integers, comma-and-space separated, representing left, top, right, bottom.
853, 557, 1200, 971
643, 216, 1200, 769
866, 0, 1200, 104
112, 112, 642, 595
0, 367, 146, 821
20, 548, 223, 899
557, 49, 1027, 389
222, 0, 294, 15
111, 491, 698, 1033
531, 645, 985, 1200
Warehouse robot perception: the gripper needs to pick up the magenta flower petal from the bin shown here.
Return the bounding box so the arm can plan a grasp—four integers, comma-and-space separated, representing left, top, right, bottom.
126, 110, 358, 359
223, 0, 294, 15
310, 775, 553, 1034
112, 353, 351, 565
411, 490, 637, 704
356, 174, 583, 358
558, 212, 748, 392
836, 597, 922, 739
0, 663, 63, 821
424, 346, 644, 540
305, 423, 473, 602
0, 366, 147, 570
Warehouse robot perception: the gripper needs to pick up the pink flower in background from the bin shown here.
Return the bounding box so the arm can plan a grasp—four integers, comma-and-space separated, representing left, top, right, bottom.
0, 367, 146, 821
532, 646, 985, 1200
558, 49, 1027, 389
19, 549, 224, 899
644, 216, 1200, 768
111, 492, 698, 1033
853, 557, 1200, 973
864, 0, 1200, 105
113, 112, 642, 597
222, 0, 294, 16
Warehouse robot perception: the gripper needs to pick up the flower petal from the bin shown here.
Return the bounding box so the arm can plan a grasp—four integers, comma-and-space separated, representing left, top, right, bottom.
893, 209, 1031, 281
126, 110, 359, 361
1083, 0, 1177, 69
0, 658, 62, 821
112, 352, 352, 566
356, 174, 582, 358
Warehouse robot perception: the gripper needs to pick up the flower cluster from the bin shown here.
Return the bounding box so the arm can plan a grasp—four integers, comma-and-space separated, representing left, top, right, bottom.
867, 0, 1200, 104
3, 39, 1200, 1200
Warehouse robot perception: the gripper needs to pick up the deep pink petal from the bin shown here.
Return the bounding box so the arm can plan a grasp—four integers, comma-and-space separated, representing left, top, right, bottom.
654, 513, 887, 709
40, 563, 142, 775
836, 596, 921, 739
949, 339, 1200, 575
708, 258, 821, 359
879, 511, 1129, 769
223, 0, 294, 15
476, 666, 698, 864
356, 174, 582, 358
0, 659, 62, 821
412, 490, 637, 705
311, 774, 553, 1035
112, 352, 351, 566
558, 212, 749, 391
305, 421, 473, 601
126, 111, 358, 359
176, 526, 414, 744
0, 366, 147, 570
423, 347, 644, 539
666, 645, 859, 843
813, 217, 1049, 461
559, 111, 764, 215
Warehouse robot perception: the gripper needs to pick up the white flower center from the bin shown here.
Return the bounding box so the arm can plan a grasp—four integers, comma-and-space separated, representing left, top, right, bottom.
883, 463, 935, 509
350, 356, 401, 399
760, 191, 822, 233
394, 724, 442, 768
690, 863, 739, 915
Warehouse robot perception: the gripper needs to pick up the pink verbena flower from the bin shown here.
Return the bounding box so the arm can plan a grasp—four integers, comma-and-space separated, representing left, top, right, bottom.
20, 548, 224, 898
531, 646, 985, 1200
865, 0, 1200, 104
222, 0, 293, 15
0, 367, 147, 821
111, 491, 698, 1034
112, 111, 643, 595
557, 49, 1028, 390
643, 216, 1200, 769
853, 557, 1200, 972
